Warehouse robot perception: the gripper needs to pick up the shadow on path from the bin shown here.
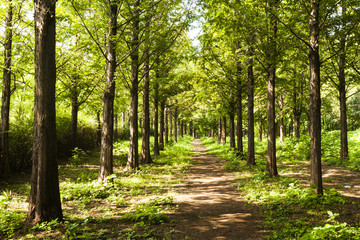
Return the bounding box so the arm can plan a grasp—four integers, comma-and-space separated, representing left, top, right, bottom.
168, 139, 268, 240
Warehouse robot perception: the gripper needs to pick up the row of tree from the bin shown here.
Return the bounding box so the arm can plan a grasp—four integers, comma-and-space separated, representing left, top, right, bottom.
194, 0, 360, 195
0, 0, 198, 224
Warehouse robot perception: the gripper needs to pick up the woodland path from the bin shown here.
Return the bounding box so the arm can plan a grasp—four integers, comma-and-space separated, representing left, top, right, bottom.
166, 139, 268, 240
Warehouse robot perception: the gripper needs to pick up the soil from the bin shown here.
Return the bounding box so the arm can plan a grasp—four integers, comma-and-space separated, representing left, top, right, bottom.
165, 139, 269, 240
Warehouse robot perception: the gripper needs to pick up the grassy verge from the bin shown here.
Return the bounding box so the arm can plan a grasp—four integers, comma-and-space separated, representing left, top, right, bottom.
201, 136, 360, 239
0, 136, 194, 239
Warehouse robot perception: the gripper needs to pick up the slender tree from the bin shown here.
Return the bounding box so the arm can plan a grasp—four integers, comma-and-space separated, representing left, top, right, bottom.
309, 0, 322, 194
247, 48, 255, 165
1, 0, 13, 178
126, 0, 141, 171
27, 0, 62, 223
266, 0, 278, 177
99, 0, 118, 181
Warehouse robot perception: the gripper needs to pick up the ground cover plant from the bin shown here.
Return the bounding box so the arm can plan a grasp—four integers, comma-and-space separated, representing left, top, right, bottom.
202, 135, 360, 239
0, 136, 194, 239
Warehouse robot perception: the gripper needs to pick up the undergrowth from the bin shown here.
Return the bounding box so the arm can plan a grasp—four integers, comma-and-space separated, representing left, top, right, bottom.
0, 136, 193, 239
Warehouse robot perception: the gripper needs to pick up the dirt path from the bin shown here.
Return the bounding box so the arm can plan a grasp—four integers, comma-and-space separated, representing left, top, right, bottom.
167, 139, 267, 240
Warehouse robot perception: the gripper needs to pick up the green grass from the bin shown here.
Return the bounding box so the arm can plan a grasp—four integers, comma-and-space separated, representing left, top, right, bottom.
0, 136, 194, 239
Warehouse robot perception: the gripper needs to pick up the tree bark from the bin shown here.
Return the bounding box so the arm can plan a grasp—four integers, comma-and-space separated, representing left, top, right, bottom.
236, 50, 243, 154
266, 0, 278, 177
339, 5, 348, 162
247, 52, 255, 166
259, 114, 263, 141
229, 113, 235, 149
1, 0, 13, 178
99, 1, 118, 181
70, 93, 79, 151
154, 83, 160, 155
174, 108, 178, 142
27, 0, 62, 223
190, 121, 193, 137
160, 100, 165, 150
293, 88, 301, 139
221, 116, 226, 144
114, 114, 118, 140
126, 0, 140, 171
97, 111, 101, 145
309, 0, 323, 195
218, 118, 222, 144
140, 37, 152, 164
169, 109, 173, 138
165, 107, 169, 144
181, 121, 184, 138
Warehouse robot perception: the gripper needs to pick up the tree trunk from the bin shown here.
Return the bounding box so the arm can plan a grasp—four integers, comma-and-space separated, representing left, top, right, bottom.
280, 118, 285, 142
121, 111, 125, 128
236, 50, 243, 154
266, 0, 278, 177
159, 100, 165, 150
165, 107, 169, 144
309, 0, 323, 195
174, 108, 177, 142
218, 118, 222, 144
221, 116, 226, 144
289, 122, 293, 137
259, 114, 263, 141
247, 52, 255, 165
114, 114, 118, 140
27, 0, 62, 223
154, 84, 160, 155
99, 1, 118, 181
1, 0, 13, 178
97, 111, 101, 145
339, 5, 348, 162
181, 121, 184, 138
184, 122, 187, 135
70, 94, 79, 151
229, 113, 235, 149
169, 109, 173, 138
190, 121, 193, 137
140, 39, 152, 164
126, 0, 140, 171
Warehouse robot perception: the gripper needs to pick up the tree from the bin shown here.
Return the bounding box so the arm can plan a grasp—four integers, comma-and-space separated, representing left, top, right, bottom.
27, 0, 63, 223
266, 0, 279, 177
99, 0, 118, 181
126, 0, 141, 171
1, 0, 13, 178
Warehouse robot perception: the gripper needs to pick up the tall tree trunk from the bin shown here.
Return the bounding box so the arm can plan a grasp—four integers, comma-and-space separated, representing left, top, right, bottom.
121, 111, 125, 128
99, 1, 118, 181
266, 0, 278, 177
279, 118, 285, 142
236, 50, 243, 154
293, 89, 301, 139
169, 109, 173, 138
229, 113, 235, 149
339, 5, 348, 162
218, 118, 222, 144
184, 122, 187, 135
165, 107, 169, 144
70, 93, 79, 152
174, 108, 178, 142
126, 0, 140, 171
247, 52, 255, 165
154, 83, 160, 155
140, 36, 152, 164
309, 0, 323, 195
97, 111, 101, 145
221, 116, 226, 144
181, 121, 184, 138
27, 0, 62, 223
258, 114, 263, 142
159, 100, 165, 150
190, 121, 193, 137
1, 0, 13, 178
114, 114, 118, 140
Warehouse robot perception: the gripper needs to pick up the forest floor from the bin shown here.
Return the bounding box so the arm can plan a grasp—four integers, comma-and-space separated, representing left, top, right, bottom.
2, 137, 360, 239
